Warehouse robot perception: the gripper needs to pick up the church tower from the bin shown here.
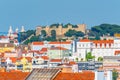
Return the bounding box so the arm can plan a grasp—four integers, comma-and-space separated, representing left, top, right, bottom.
21, 26, 25, 32
8, 26, 13, 37
15, 28, 19, 33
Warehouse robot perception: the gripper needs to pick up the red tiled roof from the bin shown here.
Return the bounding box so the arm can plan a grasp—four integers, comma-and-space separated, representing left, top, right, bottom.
80, 39, 91, 42
22, 50, 28, 54
114, 50, 120, 55
10, 57, 17, 63
50, 46, 68, 50
50, 59, 62, 62
16, 57, 32, 62
92, 40, 113, 44
0, 72, 30, 80
49, 41, 71, 44
10, 70, 22, 72
1, 59, 5, 62
41, 56, 49, 60
80, 39, 114, 43
25, 57, 32, 62
0, 36, 8, 39
41, 48, 47, 52
4, 51, 12, 53
54, 72, 95, 80
38, 48, 48, 54
29, 50, 39, 53
69, 61, 76, 65
35, 56, 39, 59
32, 42, 44, 45
0, 53, 4, 58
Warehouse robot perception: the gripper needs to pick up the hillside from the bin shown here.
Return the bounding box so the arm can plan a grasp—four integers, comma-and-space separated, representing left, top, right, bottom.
20, 23, 120, 44
89, 24, 120, 36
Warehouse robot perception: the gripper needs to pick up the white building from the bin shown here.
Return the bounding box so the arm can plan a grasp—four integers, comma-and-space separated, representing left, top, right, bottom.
77, 39, 120, 61
0, 36, 9, 43
48, 41, 72, 51
31, 42, 45, 50
77, 39, 92, 61
31, 41, 72, 51
95, 70, 112, 80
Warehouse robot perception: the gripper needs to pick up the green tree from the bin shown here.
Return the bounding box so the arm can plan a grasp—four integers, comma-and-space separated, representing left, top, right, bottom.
75, 31, 84, 37
41, 30, 47, 37
113, 69, 118, 80
64, 29, 74, 37
24, 39, 30, 45
30, 36, 39, 42
20, 30, 35, 42
95, 36, 100, 40
91, 24, 120, 37
76, 58, 78, 62
51, 30, 56, 41
50, 23, 60, 28
86, 52, 95, 61
64, 29, 84, 37
98, 57, 103, 61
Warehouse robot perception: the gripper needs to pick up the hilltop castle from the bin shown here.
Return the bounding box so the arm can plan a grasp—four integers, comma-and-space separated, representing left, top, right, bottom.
36, 24, 86, 37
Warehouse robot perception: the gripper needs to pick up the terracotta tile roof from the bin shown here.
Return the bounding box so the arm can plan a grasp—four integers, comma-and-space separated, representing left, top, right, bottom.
29, 50, 39, 53
4, 51, 12, 53
25, 57, 32, 62
41, 56, 49, 60
1, 59, 5, 62
50, 59, 62, 62
0, 43, 14, 47
35, 56, 39, 59
69, 61, 76, 65
0, 53, 4, 58
80, 39, 114, 43
37, 48, 48, 54
40, 48, 47, 52
0, 36, 8, 39
93, 40, 114, 47
80, 39, 91, 42
10, 57, 17, 63
17, 57, 22, 60
114, 50, 120, 55
22, 50, 28, 54
54, 72, 95, 80
0, 72, 30, 80
50, 46, 68, 50
10, 70, 22, 72
92, 40, 114, 44
32, 42, 44, 45
49, 41, 71, 44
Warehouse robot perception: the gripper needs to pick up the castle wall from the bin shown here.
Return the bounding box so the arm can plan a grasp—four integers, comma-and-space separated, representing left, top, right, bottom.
36, 24, 86, 37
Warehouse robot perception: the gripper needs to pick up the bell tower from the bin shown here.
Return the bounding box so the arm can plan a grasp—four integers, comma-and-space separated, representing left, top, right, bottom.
8, 26, 13, 37
21, 26, 25, 32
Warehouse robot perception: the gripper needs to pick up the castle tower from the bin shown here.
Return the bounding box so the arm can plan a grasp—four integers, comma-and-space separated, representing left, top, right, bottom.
21, 26, 25, 32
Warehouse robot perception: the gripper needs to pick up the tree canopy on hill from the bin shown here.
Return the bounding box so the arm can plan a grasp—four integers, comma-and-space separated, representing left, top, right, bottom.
22, 23, 120, 44
19, 30, 35, 42
49, 23, 78, 28
64, 29, 84, 37
90, 24, 120, 36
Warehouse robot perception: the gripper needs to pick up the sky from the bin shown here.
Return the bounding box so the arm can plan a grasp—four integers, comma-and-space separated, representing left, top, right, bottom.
0, 0, 120, 32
